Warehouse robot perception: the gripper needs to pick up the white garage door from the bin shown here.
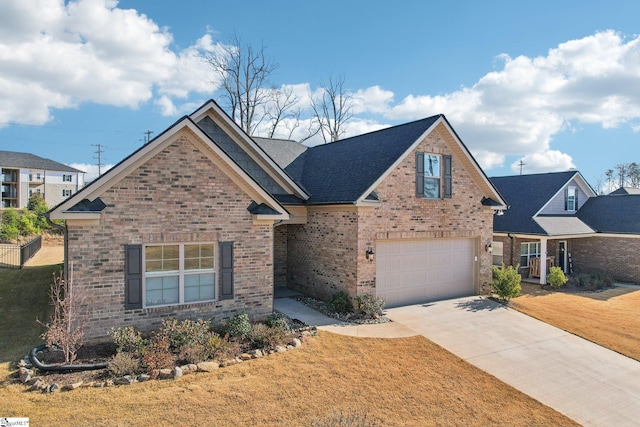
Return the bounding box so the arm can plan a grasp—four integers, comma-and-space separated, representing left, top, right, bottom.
376, 238, 476, 307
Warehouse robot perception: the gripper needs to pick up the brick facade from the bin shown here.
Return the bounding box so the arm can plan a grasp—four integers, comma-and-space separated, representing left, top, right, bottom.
67, 135, 274, 341
570, 236, 640, 283
283, 126, 495, 302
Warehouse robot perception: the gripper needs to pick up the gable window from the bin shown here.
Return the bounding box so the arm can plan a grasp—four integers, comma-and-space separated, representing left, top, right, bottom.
520, 242, 540, 268
416, 152, 452, 199
565, 186, 578, 211
63, 174, 72, 182
144, 243, 215, 307
62, 189, 72, 197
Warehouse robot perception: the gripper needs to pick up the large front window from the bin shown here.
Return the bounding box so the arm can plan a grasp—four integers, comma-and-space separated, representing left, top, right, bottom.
144, 243, 215, 307
520, 242, 540, 268
423, 154, 441, 199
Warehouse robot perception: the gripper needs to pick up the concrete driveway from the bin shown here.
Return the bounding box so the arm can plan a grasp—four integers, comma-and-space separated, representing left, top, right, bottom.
385, 296, 640, 427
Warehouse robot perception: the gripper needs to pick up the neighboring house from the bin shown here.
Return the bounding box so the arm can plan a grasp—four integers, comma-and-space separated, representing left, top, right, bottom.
609, 187, 640, 195
490, 172, 640, 285
49, 100, 506, 341
0, 150, 85, 209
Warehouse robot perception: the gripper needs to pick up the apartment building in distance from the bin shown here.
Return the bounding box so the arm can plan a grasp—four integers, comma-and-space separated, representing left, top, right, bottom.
1, 150, 85, 209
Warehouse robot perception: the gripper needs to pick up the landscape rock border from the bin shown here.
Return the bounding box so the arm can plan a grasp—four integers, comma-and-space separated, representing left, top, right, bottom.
13, 330, 314, 393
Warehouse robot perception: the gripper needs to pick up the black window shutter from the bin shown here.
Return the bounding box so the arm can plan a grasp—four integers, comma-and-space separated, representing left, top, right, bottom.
443, 154, 452, 198
124, 244, 143, 309
415, 152, 425, 197
564, 187, 569, 210
575, 190, 579, 210
219, 241, 234, 300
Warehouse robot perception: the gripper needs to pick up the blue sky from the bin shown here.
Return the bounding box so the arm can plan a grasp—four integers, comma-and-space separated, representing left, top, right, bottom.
1, 0, 639, 190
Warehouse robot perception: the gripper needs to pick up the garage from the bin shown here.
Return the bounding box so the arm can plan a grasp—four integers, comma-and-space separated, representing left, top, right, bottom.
376, 238, 476, 307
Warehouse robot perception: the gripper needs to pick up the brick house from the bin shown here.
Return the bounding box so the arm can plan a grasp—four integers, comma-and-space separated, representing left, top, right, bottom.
490, 171, 640, 285
49, 100, 506, 340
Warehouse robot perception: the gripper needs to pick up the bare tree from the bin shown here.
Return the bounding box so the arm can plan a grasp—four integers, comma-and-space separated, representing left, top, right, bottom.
615, 163, 628, 189
265, 86, 302, 139
605, 169, 614, 193
203, 34, 277, 136
628, 162, 640, 187
311, 75, 353, 143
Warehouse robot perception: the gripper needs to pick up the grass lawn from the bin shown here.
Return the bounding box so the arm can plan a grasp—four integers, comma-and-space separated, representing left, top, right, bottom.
0, 252, 578, 426
513, 282, 640, 361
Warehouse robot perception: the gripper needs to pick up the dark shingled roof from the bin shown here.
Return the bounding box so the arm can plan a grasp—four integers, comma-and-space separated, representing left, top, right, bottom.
578, 194, 640, 234
284, 115, 441, 204
490, 171, 578, 234
247, 201, 281, 215
67, 198, 107, 212
0, 150, 83, 173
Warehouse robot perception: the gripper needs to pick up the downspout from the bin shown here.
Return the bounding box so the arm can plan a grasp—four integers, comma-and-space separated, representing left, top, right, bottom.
45, 213, 68, 281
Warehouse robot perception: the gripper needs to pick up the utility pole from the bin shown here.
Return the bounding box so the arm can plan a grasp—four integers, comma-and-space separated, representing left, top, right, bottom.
92, 144, 105, 176
143, 130, 154, 143
518, 160, 526, 175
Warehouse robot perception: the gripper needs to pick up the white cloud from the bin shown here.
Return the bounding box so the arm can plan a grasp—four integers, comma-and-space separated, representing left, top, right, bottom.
0, 0, 221, 126
382, 30, 640, 172
352, 86, 394, 114
69, 162, 114, 183
510, 150, 576, 174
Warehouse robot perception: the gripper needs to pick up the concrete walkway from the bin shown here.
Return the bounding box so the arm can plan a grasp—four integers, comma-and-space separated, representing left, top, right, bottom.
275, 294, 640, 426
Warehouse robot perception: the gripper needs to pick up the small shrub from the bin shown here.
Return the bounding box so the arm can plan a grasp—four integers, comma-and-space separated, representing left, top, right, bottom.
157, 318, 211, 351
108, 352, 141, 376
225, 313, 251, 339
177, 344, 209, 365
142, 336, 174, 372
328, 291, 353, 314
492, 264, 522, 301
355, 294, 385, 316
248, 323, 286, 349
547, 266, 568, 289
203, 332, 230, 360
264, 312, 291, 332
109, 326, 146, 355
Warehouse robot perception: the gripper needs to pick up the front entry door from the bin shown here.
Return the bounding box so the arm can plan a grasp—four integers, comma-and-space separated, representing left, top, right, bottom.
558, 241, 567, 273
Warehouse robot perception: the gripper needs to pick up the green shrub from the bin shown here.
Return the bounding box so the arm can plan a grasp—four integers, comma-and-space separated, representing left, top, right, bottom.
109, 326, 147, 355
264, 312, 291, 332
0, 209, 20, 242
547, 266, 568, 289
157, 318, 211, 351
328, 291, 353, 314
108, 351, 141, 376
492, 264, 522, 301
225, 313, 251, 339
355, 294, 385, 316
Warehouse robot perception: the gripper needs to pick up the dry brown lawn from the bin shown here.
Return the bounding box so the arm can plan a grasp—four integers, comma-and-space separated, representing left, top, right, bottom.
1, 332, 578, 427
513, 283, 640, 361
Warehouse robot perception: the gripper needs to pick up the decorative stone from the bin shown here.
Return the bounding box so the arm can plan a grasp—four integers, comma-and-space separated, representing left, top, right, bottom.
158, 369, 173, 380
81, 381, 95, 388
234, 357, 243, 363
17, 359, 28, 368
275, 345, 287, 353
286, 345, 294, 350
104, 379, 114, 387
197, 361, 220, 372
93, 382, 105, 388
18, 367, 32, 383
48, 383, 60, 393
252, 349, 264, 358
137, 374, 151, 382
62, 381, 83, 391
291, 338, 302, 348
240, 353, 252, 361
173, 366, 183, 379
221, 358, 238, 367
114, 376, 134, 385
28, 378, 47, 392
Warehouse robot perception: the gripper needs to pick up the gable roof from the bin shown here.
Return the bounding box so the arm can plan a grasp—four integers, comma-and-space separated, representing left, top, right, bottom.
490, 171, 582, 234
610, 187, 640, 195
0, 150, 84, 173
273, 115, 506, 207
49, 115, 288, 222
578, 194, 640, 234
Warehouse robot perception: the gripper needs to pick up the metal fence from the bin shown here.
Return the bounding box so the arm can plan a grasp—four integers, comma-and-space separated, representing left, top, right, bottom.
0, 235, 42, 269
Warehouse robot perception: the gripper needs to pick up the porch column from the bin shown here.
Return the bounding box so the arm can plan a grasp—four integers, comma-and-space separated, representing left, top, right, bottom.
539, 237, 548, 285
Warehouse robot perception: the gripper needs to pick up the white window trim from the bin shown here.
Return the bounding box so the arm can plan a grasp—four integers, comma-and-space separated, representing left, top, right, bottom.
566, 185, 577, 211
520, 242, 541, 268
143, 243, 217, 308
423, 154, 442, 199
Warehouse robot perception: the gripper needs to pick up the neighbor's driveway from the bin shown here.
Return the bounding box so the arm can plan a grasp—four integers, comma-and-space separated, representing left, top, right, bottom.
385, 296, 640, 427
